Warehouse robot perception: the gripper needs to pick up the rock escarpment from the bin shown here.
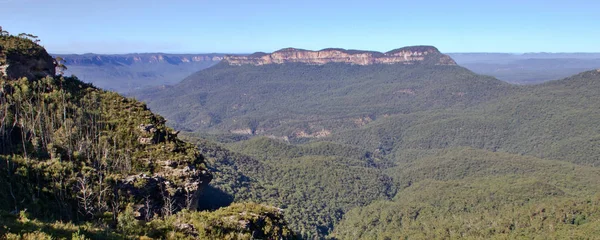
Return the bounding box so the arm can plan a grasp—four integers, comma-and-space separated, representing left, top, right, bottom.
118, 123, 212, 219
224, 46, 457, 66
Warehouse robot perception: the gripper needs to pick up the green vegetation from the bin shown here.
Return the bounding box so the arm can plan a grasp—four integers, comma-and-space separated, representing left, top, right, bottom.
183, 136, 394, 238
187, 133, 600, 238
325, 70, 600, 166
332, 149, 600, 239
136, 51, 600, 238
135, 62, 511, 133
5, 26, 600, 239
0, 29, 294, 239
1, 203, 294, 240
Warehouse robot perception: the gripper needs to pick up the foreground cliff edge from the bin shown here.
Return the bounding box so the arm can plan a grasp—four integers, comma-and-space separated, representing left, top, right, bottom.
0, 29, 294, 239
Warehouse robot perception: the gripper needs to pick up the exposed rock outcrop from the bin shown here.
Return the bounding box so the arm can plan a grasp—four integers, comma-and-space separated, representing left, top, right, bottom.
118, 164, 212, 220
293, 129, 331, 138
224, 46, 457, 66
115, 118, 212, 219
138, 123, 158, 144
119, 122, 213, 219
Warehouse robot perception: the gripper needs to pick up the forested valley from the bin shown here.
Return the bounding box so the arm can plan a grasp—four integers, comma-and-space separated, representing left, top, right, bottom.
3, 25, 600, 240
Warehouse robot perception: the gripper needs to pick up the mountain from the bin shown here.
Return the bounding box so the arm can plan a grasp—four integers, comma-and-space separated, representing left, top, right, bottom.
130, 43, 600, 238
54, 51, 600, 95
8, 27, 600, 239
224, 46, 456, 66
134, 46, 511, 136
0, 30, 294, 239
54, 53, 229, 93
449, 52, 600, 84
53, 51, 600, 95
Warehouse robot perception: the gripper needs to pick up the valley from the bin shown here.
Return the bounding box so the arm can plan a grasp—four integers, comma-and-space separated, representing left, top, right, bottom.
56, 53, 227, 93
2, 15, 600, 239
130, 46, 600, 238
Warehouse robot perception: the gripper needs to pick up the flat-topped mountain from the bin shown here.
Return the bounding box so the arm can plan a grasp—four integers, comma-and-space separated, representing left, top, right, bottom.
224, 46, 457, 66
134, 47, 507, 136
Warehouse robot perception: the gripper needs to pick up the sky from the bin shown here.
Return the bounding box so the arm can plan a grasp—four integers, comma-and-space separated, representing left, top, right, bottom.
1, 0, 599, 54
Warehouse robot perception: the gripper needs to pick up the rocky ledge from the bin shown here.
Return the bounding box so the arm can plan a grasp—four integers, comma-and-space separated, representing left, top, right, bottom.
223, 46, 457, 66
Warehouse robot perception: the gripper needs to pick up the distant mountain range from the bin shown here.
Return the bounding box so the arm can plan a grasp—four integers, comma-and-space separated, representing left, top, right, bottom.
53, 51, 600, 94
448, 52, 600, 84
9, 38, 600, 238
133, 46, 510, 135
52, 53, 231, 93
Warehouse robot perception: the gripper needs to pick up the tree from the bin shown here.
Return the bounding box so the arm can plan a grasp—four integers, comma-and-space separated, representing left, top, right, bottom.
17, 33, 40, 43
117, 204, 140, 235
76, 175, 96, 217
0, 26, 8, 36
54, 57, 68, 76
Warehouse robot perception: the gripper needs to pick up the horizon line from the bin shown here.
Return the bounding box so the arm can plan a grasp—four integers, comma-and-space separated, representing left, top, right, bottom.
49, 51, 600, 56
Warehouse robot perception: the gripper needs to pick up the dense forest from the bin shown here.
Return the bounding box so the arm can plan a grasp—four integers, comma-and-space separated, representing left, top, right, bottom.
134, 62, 513, 134
132, 44, 600, 238
3, 26, 600, 239
0, 29, 294, 239
181, 135, 600, 238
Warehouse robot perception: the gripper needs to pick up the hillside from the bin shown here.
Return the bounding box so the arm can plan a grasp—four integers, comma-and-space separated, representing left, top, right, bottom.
182, 136, 395, 238
332, 148, 600, 239
324, 69, 600, 166
55, 53, 227, 93
183, 134, 600, 239
6, 31, 597, 239
0, 30, 294, 239
135, 46, 512, 136
129, 44, 600, 238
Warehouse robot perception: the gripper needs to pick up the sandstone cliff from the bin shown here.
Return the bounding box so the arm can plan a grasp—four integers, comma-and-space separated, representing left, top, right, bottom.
224, 46, 457, 66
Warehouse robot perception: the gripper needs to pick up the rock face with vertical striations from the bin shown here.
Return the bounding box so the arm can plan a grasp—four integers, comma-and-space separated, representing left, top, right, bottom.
223, 46, 457, 66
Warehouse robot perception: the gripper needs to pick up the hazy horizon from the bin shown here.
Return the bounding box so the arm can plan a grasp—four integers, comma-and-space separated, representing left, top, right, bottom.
49, 50, 600, 55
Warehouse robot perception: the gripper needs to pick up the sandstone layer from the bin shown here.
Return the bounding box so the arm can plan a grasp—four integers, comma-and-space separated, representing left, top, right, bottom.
224, 46, 456, 66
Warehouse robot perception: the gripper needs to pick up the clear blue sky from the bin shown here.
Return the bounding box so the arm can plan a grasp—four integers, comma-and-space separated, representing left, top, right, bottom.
1, 0, 599, 54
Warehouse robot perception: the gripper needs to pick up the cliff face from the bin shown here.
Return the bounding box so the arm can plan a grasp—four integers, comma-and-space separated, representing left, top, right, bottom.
224, 46, 457, 66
